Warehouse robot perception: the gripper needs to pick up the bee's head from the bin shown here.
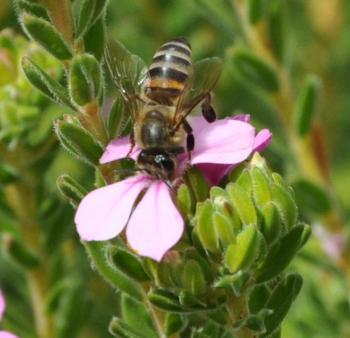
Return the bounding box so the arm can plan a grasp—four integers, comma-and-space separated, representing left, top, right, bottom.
137, 148, 183, 180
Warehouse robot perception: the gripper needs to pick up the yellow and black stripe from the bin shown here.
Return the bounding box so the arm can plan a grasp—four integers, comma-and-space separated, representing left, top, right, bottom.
145, 38, 192, 105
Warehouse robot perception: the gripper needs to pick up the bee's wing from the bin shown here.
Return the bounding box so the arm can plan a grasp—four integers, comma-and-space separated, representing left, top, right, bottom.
105, 38, 147, 120
174, 57, 223, 124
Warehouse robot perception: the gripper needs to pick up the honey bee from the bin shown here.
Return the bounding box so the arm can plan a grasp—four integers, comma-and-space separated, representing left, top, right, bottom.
105, 37, 223, 180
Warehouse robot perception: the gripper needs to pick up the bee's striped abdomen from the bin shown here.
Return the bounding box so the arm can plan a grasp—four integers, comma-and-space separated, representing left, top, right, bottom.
145, 38, 192, 105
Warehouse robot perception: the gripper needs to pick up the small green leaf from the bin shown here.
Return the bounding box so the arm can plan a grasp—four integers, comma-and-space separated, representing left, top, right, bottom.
84, 17, 106, 61
214, 270, 250, 296
22, 57, 74, 109
182, 260, 206, 295
292, 179, 331, 215
263, 274, 303, 336
21, 13, 72, 60
248, 0, 264, 24
54, 118, 103, 166
56, 174, 86, 208
249, 284, 271, 314
108, 96, 131, 138
75, 0, 96, 39
236, 168, 252, 194
250, 166, 271, 209
294, 75, 320, 136
84, 242, 144, 301
109, 247, 150, 282
177, 183, 194, 219
109, 317, 148, 338
270, 183, 298, 229
165, 313, 187, 337
224, 225, 259, 273
227, 183, 257, 226
268, 0, 286, 62
148, 288, 183, 312
256, 225, 308, 283
121, 294, 158, 338
196, 201, 218, 253
55, 280, 90, 338
260, 202, 283, 244
232, 48, 279, 92
0, 163, 19, 185
184, 167, 209, 202
213, 212, 235, 247
15, 0, 50, 21
69, 53, 102, 106
7, 239, 41, 269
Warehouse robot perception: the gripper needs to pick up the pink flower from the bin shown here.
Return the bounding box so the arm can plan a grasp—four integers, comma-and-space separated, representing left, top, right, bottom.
0, 290, 19, 338
75, 115, 271, 261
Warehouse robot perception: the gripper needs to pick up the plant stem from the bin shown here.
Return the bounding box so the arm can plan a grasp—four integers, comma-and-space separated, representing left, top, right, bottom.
4, 179, 53, 338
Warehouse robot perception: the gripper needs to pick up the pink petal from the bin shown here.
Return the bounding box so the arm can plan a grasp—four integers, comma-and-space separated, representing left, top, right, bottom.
190, 117, 255, 164
126, 181, 184, 261
100, 136, 140, 164
253, 129, 272, 152
75, 175, 152, 241
0, 290, 5, 320
232, 114, 251, 122
0, 331, 19, 338
195, 163, 231, 185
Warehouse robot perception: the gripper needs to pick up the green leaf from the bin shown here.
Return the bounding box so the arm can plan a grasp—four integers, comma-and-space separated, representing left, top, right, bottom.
294, 75, 320, 136
224, 225, 259, 273
260, 203, 283, 244
56, 174, 87, 208
7, 239, 41, 269
0, 163, 19, 185
148, 288, 183, 312
250, 166, 271, 209
232, 48, 279, 92
249, 284, 271, 314
108, 96, 131, 138
20, 13, 72, 60
184, 167, 209, 202
109, 317, 148, 338
84, 17, 106, 61
214, 270, 250, 296
263, 274, 303, 336
256, 224, 308, 283
21, 57, 74, 109
235, 168, 252, 194
268, 0, 286, 62
69, 53, 102, 106
165, 313, 187, 337
177, 183, 194, 219
15, 0, 50, 21
213, 212, 235, 247
248, 0, 264, 24
182, 260, 206, 295
75, 0, 96, 39
121, 294, 158, 338
292, 179, 331, 215
54, 118, 103, 166
84, 242, 144, 301
109, 246, 150, 282
196, 201, 218, 253
270, 183, 298, 229
227, 183, 257, 226
55, 280, 90, 338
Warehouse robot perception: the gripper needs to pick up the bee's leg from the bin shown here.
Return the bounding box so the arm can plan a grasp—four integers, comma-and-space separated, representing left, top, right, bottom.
183, 119, 194, 160
126, 130, 135, 158
201, 93, 216, 122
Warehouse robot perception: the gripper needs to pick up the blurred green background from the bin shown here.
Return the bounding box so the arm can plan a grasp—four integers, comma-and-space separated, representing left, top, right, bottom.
0, 0, 349, 337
